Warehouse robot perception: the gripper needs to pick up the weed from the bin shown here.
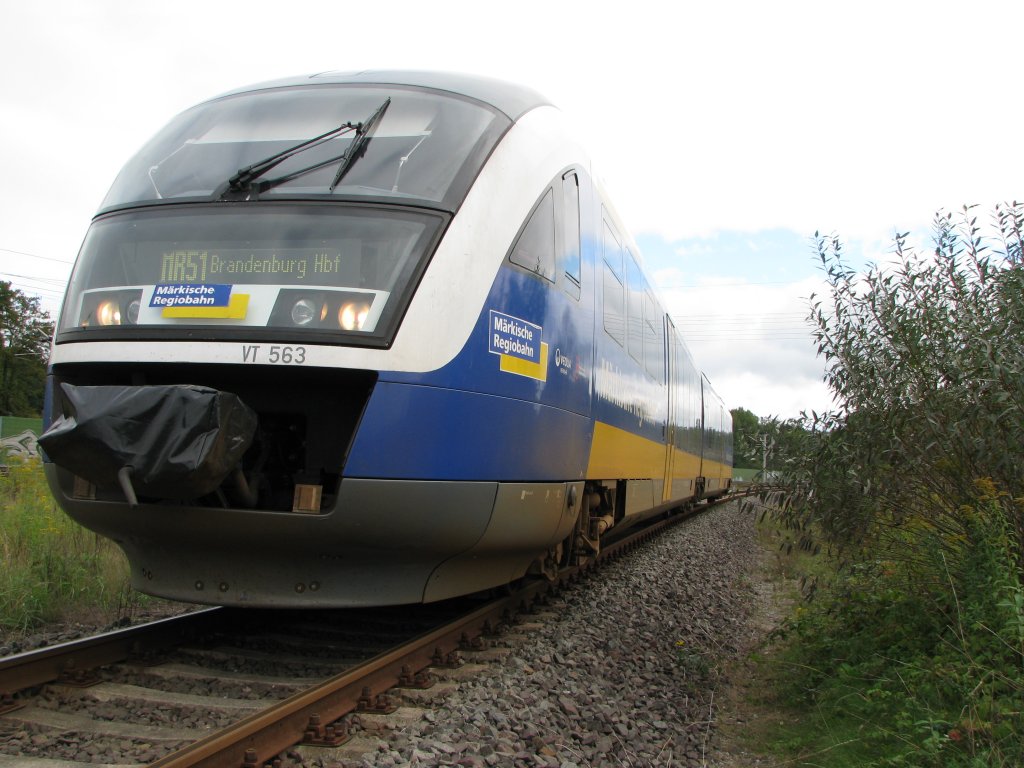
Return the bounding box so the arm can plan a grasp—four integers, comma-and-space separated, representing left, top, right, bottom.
766, 493, 1024, 767
0, 456, 156, 635
675, 639, 712, 677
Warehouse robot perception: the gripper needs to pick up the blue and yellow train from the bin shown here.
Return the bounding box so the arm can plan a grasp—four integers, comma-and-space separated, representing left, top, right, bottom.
41, 71, 733, 607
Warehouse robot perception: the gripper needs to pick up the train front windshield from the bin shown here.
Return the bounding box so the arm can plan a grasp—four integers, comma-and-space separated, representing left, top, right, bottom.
100, 84, 505, 210
57, 205, 443, 346
56, 82, 509, 347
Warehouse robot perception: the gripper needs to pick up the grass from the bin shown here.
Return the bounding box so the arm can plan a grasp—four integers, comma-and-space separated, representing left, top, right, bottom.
0, 456, 159, 636
725, 494, 1024, 768
732, 466, 761, 483
714, 511, 906, 767
714, 506, 866, 766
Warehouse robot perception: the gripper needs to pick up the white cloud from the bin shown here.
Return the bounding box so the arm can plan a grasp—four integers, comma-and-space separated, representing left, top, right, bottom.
656, 275, 833, 419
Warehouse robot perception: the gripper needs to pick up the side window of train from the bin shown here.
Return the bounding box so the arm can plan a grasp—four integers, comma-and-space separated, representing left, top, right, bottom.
643, 291, 665, 382
509, 188, 556, 282
561, 171, 581, 300
626, 253, 644, 365
602, 217, 626, 346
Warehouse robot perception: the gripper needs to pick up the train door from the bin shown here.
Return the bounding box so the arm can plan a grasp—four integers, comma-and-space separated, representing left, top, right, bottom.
662, 315, 677, 502
559, 168, 592, 419
561, 170, 583, 302
697, 372, 707, 498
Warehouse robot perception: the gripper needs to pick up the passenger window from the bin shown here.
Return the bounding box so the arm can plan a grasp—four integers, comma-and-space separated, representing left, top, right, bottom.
626, 253, 643, 365
509, 189, 556, 282
603, 265, 625, 346
562, 171, 581, 298
643, 291, 664, 382
602, 219, 625, 346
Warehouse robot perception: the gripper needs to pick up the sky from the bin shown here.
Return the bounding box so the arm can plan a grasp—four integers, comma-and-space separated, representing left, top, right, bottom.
2, 0, 1021, 420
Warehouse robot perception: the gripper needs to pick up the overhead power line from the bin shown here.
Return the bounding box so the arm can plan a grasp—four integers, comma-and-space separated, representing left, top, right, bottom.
655, 279, 806, 289
0, 271, 68, 286
0, 246, 74, 264
683, 334, 811, 338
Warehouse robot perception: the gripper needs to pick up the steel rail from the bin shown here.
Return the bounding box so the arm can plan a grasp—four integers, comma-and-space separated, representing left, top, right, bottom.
148, 584, 551, 768
0, 608, 224, 700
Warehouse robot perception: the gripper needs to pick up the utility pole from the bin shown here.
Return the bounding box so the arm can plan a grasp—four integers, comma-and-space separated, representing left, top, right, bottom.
756, 432, 774, 479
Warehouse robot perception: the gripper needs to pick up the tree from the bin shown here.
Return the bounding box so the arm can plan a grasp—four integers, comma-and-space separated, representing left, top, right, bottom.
729, 406, 760, 468
731, 406, 812, 475
0, 281, 54, 416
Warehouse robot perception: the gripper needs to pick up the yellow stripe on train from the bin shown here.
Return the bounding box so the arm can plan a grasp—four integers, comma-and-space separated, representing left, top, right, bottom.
499, 342, 549, 382
162, 293, 250, 319
585, 420, 731, 487
586, 421, 665, 479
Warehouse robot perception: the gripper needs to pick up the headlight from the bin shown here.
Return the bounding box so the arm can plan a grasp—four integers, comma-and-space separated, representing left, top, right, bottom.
95, 299, 121, 326
290, 298, 319, 326
270, 289, 376, 332
78, 290, 143, 327
338, 302, 370, 331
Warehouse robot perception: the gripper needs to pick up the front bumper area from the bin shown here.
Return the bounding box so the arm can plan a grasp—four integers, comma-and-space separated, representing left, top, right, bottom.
45, 465, 582, 607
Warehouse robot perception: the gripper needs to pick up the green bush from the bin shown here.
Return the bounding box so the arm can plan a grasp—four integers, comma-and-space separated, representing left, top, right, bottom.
762, 203, 1024, 766
791, 203, 1024, 552
778, 487, 1023, 766
0, 457, 137, 633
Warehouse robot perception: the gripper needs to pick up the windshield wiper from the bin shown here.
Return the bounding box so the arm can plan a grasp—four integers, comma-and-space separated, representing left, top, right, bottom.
217, 99, 393, 200
329, 98, 390, 191
222, 122, 359, 196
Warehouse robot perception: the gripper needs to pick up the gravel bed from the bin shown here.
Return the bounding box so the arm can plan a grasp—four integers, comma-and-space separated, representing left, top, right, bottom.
166, 646, 353, 677
31, 688, 241, 730
338, 500, 766, 768
0, 720, 188, 765
101, 666, 304, 701
0, 500, 769, 767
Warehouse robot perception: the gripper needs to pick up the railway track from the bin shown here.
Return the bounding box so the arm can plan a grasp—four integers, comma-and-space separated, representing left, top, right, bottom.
0, 499, 727, 767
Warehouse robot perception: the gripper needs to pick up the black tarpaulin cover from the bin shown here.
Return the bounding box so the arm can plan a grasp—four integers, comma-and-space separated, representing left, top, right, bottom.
40, 383, 257, 499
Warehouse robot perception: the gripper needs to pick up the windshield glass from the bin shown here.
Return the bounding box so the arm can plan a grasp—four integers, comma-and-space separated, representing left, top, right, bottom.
102, 85, 506, 210
57, 204, 443, 345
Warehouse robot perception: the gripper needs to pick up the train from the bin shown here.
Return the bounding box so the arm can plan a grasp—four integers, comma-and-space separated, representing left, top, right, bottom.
40, 71, 733, 608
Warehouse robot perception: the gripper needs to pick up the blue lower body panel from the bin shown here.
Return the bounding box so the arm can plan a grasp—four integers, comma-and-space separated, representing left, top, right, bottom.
345, 382, 592, 482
